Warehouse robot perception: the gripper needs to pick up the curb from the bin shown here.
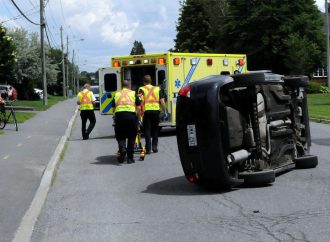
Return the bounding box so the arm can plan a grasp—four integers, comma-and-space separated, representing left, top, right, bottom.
310, 118, 330, 124
12, 107, 79, 242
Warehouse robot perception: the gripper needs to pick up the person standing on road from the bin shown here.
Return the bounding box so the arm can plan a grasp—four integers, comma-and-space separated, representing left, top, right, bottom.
114, 80, 141, 164
138, 75, 167, 154
77, 83, 96, 140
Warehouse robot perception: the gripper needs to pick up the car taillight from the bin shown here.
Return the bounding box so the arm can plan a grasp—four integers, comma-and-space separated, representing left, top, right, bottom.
179, 84, 191, 97
187, 174, 199, 183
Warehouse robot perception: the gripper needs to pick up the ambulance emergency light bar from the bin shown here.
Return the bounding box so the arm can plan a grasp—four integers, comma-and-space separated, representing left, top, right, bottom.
112, 58, 166, 67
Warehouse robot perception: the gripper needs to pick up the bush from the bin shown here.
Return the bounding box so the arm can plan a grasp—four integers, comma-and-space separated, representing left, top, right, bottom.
320, 86, 330, 93
306, 82, 322, 93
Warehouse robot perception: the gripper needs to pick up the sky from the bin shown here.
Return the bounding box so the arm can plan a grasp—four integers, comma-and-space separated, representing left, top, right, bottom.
0, 0, 180, 72
0, 0, 325, 72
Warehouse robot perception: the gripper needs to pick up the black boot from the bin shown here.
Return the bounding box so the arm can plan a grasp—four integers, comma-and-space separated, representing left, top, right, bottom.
127, 157, 135, 164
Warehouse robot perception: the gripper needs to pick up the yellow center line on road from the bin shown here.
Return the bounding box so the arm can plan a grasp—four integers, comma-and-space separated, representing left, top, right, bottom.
3, 155, 10, 160
16, 143, 23, 147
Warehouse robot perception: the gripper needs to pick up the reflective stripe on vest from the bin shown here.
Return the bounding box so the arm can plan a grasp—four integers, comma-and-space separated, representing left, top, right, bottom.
79, 90, 93, 110
140, 85, 160, 111
114, 89, 136, 113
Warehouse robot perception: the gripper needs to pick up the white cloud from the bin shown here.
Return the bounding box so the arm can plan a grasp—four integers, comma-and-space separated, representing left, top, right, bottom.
65, 1, 139, 46
316, 0, 325, 12
100, 11, 139, 46
0, 0, 180, 71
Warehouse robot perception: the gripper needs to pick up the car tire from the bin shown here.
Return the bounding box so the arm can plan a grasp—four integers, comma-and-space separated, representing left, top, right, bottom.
294, 155, 318, 169
283, 75, 308, 87
238, 169, 275, 185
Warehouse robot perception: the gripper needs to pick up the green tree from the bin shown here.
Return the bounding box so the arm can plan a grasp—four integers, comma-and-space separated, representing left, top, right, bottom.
0, 24, 16, 82
130, 40, 146, 55
9, 28, 59, 98
218, 0, 325, 74
174, 0, 215, 52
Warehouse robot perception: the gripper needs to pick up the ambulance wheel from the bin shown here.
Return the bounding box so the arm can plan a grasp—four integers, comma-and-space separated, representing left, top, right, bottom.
284, 75, 308, 87
238, 169, 275, 185
294, 155, 318, 169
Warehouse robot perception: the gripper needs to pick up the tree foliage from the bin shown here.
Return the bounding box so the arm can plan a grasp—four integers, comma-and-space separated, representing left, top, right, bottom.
9, 28, 62, 98
217, 0, 326, 74
0, 24, 16, 82
174, 0, 326, 74
174, 0, 215, 52
130, 40, 146, 55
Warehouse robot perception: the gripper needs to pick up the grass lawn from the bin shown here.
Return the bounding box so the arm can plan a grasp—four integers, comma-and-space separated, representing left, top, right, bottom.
0, 112, 35, 135
307, 93, 330, 121
14, 95, 66, 111
3, 111, 36, 124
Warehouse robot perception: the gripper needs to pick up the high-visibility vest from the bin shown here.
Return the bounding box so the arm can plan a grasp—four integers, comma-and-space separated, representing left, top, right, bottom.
114, 88, 136, 113
139, 85, 160, 111
78, 89, 94, 110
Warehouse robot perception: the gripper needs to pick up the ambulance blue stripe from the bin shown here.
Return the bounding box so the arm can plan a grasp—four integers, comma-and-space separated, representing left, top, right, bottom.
103, 100, 113, 113
183, 58, 200, 86
101, 93, 109, 103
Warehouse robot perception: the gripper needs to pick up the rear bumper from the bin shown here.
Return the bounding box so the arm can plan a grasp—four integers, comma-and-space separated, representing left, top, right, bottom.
176, 76, 241, 186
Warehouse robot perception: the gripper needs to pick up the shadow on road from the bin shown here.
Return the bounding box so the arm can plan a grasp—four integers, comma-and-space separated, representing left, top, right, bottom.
91, 155, 121, 166
89, 135, 116, 140
69, 135, 116, 141
159, 127, 176, 137
143, 176, 236, 196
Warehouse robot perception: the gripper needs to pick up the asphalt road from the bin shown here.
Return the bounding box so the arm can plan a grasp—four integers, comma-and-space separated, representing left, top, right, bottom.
32, 114, 330, 242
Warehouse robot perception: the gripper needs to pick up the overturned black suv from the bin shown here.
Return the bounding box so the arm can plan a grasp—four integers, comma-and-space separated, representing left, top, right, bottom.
176, 72, 318, 187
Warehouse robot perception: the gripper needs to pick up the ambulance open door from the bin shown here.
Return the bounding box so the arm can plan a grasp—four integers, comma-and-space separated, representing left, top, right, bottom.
99, 67, 121, 115
156, 64, 171, 124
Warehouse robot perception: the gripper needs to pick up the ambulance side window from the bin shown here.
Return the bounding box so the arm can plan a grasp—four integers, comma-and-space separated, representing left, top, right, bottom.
104, 74, 117, 92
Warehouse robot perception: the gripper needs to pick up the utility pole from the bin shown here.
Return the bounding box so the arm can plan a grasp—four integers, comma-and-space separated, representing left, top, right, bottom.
326, 0, 330, 88
72, 49, 75, 94
61, 26, 66, 98
40, 0, 47, 105
66, 35, 69, 97
76, 63, 79, 94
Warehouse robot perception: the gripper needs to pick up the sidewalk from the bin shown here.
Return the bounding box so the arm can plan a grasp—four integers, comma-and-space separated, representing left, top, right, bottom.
0, 98, 77, 242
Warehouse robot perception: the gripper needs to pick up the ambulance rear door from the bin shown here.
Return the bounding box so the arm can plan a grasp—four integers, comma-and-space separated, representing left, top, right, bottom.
99, 67, 121, 115
156, 63, 171, 126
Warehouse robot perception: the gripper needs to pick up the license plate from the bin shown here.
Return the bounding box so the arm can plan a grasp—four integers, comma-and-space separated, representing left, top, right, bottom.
187, 124, 197, 147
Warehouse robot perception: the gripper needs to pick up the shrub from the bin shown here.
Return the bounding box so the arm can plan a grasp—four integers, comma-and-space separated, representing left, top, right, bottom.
320, 86, 330, 93
306, 82, 322, 93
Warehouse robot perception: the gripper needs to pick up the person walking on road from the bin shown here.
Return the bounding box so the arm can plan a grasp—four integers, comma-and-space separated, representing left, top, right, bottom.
138, 75, 167, 154
114, 80, 141, 163
77, 83, 96, 140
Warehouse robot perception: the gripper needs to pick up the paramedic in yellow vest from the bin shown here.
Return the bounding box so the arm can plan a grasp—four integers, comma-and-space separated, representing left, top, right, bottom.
114, 80, 141, 163
138, 75, 167, 154
77, 83, 96, 140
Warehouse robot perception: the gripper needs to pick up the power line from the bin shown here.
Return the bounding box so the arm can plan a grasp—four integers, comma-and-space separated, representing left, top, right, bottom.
0, 8, 39, 24
45, 0, 60, 30
9, 0, 40, 25
46, 22, 59, 48
45, 24, 53, 49
27, 0, 37, 9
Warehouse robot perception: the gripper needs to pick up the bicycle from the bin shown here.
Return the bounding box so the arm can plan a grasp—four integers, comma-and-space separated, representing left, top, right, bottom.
0, 100, 18, 131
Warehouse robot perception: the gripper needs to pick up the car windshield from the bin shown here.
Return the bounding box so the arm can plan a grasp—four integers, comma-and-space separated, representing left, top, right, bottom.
91, 87, 99, 94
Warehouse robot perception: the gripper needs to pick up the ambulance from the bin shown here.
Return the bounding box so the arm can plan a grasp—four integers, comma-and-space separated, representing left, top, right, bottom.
98, 52, 247, 126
